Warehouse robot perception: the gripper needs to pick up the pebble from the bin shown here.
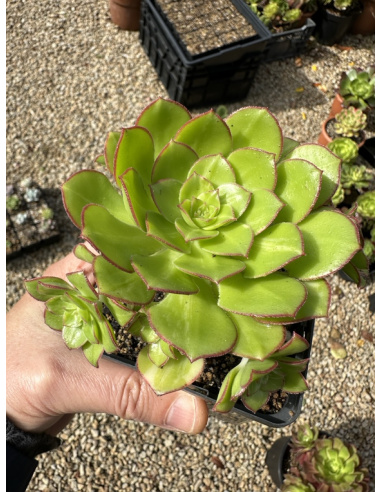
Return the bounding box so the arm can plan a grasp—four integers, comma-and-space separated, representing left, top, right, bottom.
7, 1, 375, 491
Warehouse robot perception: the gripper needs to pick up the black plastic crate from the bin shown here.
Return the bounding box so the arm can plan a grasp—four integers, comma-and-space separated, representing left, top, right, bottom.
139, 0, 271, 107
232, 1, 316, 63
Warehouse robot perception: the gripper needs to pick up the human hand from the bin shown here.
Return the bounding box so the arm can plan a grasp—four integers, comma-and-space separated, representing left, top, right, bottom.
6, 252, 209, 437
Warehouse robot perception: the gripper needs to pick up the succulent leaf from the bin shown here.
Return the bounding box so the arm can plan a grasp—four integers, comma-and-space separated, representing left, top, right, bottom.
137, 346, 204, 395
286, 210, 361, 280
62, 170, 133, 228
283, 144, 341, 209
104, 131, 121, 174
218, 273, 307, 318
119, 167, 158, 230
136, 98, 191, 158
227, 147, 277, 192
244, 222, 304, 278
81, 204, 162, 271
146, 277, 237, 361
94, 255, 155, 304
229, 313, 286, 359
274, 159, 322, 223
173, 242, 246, 283
151, 140, 198, 183
131, 249, 199, 294
114, 127, 154, 187
174, 110, 233, 157
241, 188, 284, 234
226, 107, 283, 160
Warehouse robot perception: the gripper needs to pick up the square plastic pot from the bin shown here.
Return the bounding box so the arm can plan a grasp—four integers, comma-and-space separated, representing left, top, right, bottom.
103, 319, 314, 427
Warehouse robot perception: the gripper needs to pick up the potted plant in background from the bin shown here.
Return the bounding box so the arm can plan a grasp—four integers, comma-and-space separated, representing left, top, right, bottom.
266, 423, 370, 490
327, 137, 375, 282
245, 0, 307, 32
25, 98, 365, 427
319, 105, 367, 147
329, 66, 375, 118
240, 0, 317, 62
109, 0, 141, 31
313, 0, 363, 46
350, 0, 375, 35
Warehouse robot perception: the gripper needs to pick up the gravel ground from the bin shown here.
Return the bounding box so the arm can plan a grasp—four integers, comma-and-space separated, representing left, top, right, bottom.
6, 0, 375, 491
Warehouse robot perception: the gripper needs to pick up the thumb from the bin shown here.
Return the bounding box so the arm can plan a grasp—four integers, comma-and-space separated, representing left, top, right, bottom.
55, 349, 209, 434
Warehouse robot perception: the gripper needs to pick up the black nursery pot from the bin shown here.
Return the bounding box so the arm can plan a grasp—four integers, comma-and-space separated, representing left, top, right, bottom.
103, 319, 315, 427
265, 435, 292, 488
266, 430, 331, 487
313, 5, 362, 46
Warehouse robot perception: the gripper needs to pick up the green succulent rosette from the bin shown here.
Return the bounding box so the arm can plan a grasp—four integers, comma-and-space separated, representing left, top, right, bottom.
327, 137, 358, 164
24, 271, 134, 366
356, 190, 375, 219
340, 67, 375, 110
26, 98, 364, 413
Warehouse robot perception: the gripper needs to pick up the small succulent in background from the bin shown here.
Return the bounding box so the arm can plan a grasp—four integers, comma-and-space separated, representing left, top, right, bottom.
14, 212, 29, 226
26, 98, 365, 413
283, 423, 369, 491
334, 106, 367, 139
356, 190, 375, 220
24, 187, 42, 203
6, 194, 20, 212
327, 137, 358, 164
247, 0, 302, 32
339, 67, 375, 111
320, 0, 359, 11
340, 163, 374, 191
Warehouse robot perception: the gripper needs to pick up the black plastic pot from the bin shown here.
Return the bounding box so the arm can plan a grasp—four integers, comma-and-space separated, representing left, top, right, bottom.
103, 319, 315, 427
359, 137, 375, 168
313, 5, 362, 46
266, 431, 331, 487
265, 435, 291, 488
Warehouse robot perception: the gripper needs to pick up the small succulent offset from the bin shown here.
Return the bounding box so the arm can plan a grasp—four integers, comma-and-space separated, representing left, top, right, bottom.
327, 137, 358, 165
339, 67, 375, 111
25, 98, 364, 415
282, 423, 369, 491
334, 106, 367, 139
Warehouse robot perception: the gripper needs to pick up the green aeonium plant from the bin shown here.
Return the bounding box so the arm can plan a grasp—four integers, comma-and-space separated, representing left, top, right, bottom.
282, 423, 369, 491
25, 98, 365, 415
339, 67, 375, 111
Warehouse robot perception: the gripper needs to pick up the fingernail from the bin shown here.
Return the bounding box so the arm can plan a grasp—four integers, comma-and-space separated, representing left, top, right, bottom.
164, 394, 196, 433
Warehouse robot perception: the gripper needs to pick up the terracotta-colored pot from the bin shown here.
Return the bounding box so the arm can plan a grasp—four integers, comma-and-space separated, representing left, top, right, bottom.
350, 0, 375, 35
109, 0, 141, 31
318, 117, 366, 148
329, 93, 344, 118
